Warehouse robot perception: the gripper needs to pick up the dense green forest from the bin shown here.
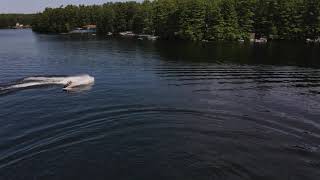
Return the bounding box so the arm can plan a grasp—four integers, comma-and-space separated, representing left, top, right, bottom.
0, 14, 34, 28
31, 0, 320, 41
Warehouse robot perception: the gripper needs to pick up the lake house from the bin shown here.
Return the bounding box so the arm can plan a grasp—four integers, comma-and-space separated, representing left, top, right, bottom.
70, 25, 97, 34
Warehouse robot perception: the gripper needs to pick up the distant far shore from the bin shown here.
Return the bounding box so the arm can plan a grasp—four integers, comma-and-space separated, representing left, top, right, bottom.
0, 14, 34, 29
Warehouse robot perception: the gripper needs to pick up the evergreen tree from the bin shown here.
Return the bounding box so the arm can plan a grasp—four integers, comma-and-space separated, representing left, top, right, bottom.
204, 1, 225, 40
254, 0, 277, 38
235, 0, 256, 39
153, 0, 179, 39
132, 1, 154, 34
178, 0, 206, 41
97, 4, 115, 34
220, 0, 241, 40
303, 0, 320, 38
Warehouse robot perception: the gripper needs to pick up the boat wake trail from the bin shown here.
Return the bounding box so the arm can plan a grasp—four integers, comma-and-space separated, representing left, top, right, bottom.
0, 74, 94, 95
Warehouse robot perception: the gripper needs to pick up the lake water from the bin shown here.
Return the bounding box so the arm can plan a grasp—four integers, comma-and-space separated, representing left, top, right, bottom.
0, 29, 320, 180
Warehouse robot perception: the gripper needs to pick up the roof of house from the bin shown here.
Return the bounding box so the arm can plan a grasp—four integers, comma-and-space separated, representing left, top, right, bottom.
83, 25, 96, 29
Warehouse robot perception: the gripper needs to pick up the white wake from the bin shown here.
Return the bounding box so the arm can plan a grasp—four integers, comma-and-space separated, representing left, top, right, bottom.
1, 74, 95, 92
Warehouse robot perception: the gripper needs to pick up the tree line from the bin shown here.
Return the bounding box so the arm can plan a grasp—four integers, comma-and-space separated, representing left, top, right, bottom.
0, 14, 34, 28
31, 0, 320, 41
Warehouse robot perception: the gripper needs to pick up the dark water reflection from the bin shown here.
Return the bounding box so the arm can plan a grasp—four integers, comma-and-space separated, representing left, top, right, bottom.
0, 30, 320, 180
154, 40, 320, 67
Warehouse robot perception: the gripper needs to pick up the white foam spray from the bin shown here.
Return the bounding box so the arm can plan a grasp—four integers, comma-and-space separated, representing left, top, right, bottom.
1, 74, 95, 92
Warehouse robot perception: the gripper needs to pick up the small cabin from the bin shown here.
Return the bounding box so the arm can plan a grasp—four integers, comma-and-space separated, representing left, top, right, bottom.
15, 22, 24, 29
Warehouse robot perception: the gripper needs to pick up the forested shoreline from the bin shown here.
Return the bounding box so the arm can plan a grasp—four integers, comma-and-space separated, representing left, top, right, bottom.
0, 14, 34, 28
30, 0, 320, 41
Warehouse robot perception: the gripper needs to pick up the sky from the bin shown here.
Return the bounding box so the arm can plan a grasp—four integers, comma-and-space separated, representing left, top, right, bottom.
0, 0, 136, 14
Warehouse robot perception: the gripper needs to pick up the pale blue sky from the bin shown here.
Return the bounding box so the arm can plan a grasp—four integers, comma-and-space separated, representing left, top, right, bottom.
1, 0, 138, 13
